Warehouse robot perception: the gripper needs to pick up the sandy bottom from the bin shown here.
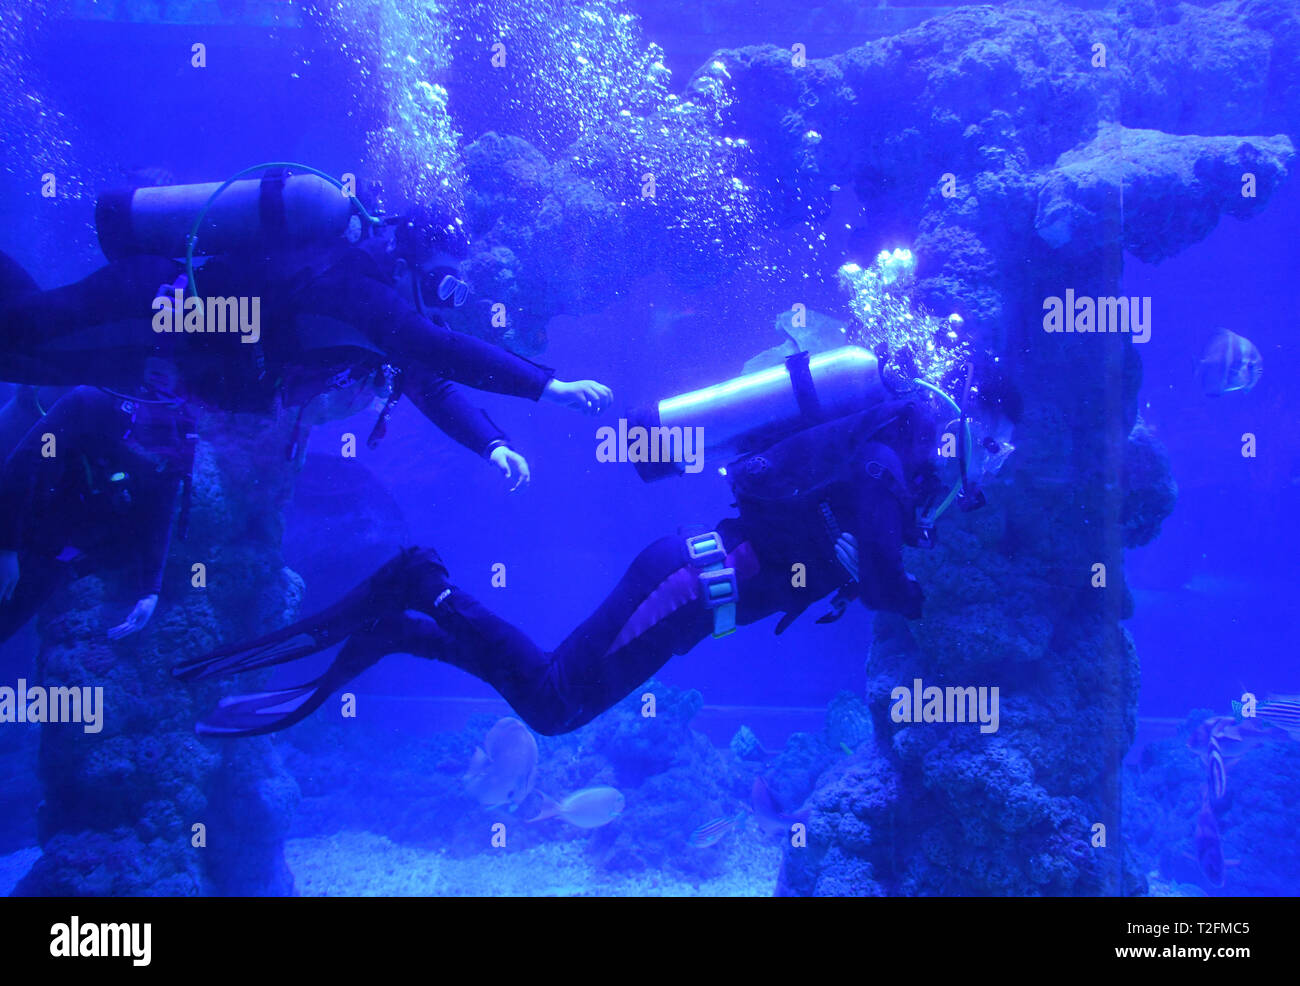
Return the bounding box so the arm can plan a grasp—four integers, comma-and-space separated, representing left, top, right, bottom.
0, 840, 1198, 897
0, 846, 39, 896
285, 830, 782, 897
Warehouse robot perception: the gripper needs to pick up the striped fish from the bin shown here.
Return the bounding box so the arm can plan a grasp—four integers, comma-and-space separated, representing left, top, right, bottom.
1233, 697, 1300, 739
1208, 741, 1227, 800
689, 811, 745, 848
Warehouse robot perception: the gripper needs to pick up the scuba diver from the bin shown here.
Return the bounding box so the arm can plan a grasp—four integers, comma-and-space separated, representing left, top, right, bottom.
0, 168, 612, 486
173, 346, 1020, 737
0, 379, 195, 644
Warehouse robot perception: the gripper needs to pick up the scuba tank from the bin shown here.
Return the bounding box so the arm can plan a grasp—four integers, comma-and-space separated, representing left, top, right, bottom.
96, 171, 354, 261
627, 346, 896, 482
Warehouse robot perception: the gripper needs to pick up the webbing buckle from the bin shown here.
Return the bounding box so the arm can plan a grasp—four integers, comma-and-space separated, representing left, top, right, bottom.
686, 531, 738, 639
685, 532, 727, 568
698, 567, 739, 609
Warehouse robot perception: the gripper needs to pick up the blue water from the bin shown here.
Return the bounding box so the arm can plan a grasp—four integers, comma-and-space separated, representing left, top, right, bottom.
1, 0, 1297, 897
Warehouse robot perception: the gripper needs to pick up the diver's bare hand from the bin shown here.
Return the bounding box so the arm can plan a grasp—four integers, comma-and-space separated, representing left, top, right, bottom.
108, 594, 158, 640
543, 378, 613, 415
490, 445, 531, 493
834, 533, 860, 583
0, 550, 18, 603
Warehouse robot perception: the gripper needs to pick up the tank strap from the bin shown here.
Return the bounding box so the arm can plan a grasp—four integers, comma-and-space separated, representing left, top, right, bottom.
784, 350, 824, 425
259, 168, 290, 245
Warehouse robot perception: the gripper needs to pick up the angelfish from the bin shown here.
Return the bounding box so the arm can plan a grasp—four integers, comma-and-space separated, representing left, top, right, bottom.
528, 786, 625, 828
463, 717, 538, 808
1197, 328, 1262, 396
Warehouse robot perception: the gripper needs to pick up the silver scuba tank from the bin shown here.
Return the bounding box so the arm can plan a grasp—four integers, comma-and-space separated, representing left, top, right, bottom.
95, 172, 354, 261
627, 345, 895, 481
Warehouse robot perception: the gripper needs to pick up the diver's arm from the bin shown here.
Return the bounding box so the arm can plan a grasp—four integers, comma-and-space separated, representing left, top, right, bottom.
131, 469, 181, 600
108, 469, 176, 638
299, 273, 558, 399
405, 374, 533, 491
851, 488, 923, 619
404, 372, 511, 457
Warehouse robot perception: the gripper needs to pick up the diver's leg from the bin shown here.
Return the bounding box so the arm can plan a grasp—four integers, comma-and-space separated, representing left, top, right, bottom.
2, 255, 182, 349
0, 251, 39, 302
425, 535, 748, 735
173, 547, 428, 681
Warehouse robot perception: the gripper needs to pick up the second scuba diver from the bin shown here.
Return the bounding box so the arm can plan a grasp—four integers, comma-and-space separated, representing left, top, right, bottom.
174, 347, 1019, 737
0, 380, 195, 643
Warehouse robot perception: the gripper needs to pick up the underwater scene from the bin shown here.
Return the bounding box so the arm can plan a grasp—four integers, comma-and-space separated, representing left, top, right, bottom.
0, 0, 1296, 902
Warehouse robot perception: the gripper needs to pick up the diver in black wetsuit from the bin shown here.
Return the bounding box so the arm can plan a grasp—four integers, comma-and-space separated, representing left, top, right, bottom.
0, 386, 193, 644
173, 392, 964, 737
0, 206, 612, 487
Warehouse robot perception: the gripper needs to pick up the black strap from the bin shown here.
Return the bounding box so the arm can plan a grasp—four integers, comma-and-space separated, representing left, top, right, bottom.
259, 168, 290, 245
785, 351, 823, 424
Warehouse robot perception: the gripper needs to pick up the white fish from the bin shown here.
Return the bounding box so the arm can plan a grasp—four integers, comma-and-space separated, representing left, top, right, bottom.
1197, 328, 1261, 396
463, 717, 537, 808
528, 786, 625, 828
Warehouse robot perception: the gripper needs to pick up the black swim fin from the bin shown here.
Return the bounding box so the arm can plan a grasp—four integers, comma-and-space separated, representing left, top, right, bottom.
173, 630, 338, 681
195, 679, 334, 737
193, 619, 428, 737
174, 547, 449, 683
173, 578, 376, 681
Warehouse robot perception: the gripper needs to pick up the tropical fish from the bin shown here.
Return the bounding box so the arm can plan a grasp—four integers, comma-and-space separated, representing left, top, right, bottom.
1187, 787, 1239, 889
1208, 744, 1227, 800
751, 776, 811, 839
1192, 789, 1226, 887
1188, 714, 1290, 798
1216, 715, 1287, 761
528, 786, 624, 828
1234, 695, 1300, 741
688, 811, 745, 848
463, 717, 537, 808
1197, 328, 1261, 396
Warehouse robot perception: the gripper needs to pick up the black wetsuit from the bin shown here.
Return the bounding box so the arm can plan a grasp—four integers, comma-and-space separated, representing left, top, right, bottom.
177, 401, 935, 737
0, 243, 550, 458
0, 388, 182, 643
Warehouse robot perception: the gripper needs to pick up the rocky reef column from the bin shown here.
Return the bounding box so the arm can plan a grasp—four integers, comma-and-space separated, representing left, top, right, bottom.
14, 409, 303, 897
